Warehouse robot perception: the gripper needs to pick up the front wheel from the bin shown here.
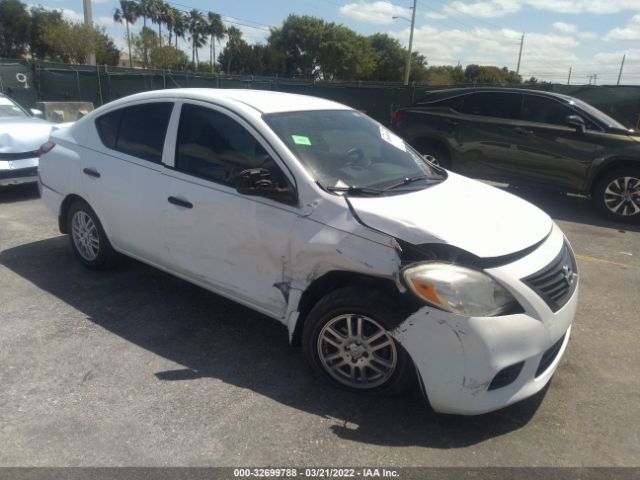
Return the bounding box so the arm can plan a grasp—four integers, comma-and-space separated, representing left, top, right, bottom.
302, 287, 414, 395
594, 168, 640, 222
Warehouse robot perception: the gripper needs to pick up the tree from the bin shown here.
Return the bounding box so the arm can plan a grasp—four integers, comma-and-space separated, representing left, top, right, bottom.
206, 11, 225, 73
42, 21, 120, 65
113, 0, 139, 67
29, 6, 64, 60
464, 64, 521, 85
172, 10, 187, 51
0, 0, 31, 58
268, 15, 325, 78
367, 33, 405, 81
187, 8, 206, 66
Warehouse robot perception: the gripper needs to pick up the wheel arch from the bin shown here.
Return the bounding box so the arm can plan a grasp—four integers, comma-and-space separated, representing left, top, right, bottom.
290, 270, 410, 346
589, 157, 640, 193
58, 193, 86, 234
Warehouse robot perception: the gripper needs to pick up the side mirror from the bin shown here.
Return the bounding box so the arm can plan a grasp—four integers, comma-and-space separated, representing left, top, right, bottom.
566, 114, 585, 133
235, 167, 297, 205
235, 168, 276, 196
30, 108, 44, 118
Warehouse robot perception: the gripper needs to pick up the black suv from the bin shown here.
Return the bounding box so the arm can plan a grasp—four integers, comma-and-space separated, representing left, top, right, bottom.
391, 87, 640, 222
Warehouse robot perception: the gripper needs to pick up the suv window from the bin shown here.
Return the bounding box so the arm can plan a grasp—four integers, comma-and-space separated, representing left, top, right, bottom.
429, 95, 468, 112
521, 95, 573, 126
95, 103, 173, 163
175, 104, 290, 191
459, 92, 521, 120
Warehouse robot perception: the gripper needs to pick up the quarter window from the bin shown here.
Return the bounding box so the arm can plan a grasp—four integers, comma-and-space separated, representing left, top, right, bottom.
95, 102, 173, 163
175, 104, 289, 190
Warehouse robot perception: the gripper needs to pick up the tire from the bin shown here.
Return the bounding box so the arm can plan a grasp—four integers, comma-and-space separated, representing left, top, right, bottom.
593, 167, 640, 223
67, 200, 116, 269
414, 141, 451, 169
302, 287, 415, 396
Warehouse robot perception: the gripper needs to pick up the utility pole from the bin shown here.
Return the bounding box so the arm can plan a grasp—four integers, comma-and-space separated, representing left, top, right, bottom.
594, 73, 597, 85
404, 0, 417, 86
567, 67, 572, 85
83, 0, 96, 65
617, 54, 626, 85
516, 33, 524, 76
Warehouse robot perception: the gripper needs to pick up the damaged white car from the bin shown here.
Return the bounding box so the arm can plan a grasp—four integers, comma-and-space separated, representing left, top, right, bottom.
0, 94, 53, 187
39, 89, 578, 415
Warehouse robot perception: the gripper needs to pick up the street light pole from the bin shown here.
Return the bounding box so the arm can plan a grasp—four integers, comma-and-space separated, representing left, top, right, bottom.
404, 0, 417, 86
83, 0, 96, 65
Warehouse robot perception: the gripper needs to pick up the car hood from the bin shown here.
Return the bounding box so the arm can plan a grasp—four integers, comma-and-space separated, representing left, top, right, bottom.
0, 118, 53, 153
347, 172, 552, 259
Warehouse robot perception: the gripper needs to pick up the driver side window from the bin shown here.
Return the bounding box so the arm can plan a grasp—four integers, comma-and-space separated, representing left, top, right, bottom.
175, 104, 289, 190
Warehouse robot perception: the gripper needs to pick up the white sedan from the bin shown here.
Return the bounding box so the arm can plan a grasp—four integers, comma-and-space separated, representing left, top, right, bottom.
0, 94, 52, 187
39, 89, 578, 415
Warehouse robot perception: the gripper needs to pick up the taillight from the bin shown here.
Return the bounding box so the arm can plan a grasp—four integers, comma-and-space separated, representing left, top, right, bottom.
38, 141, 56, 157
391, 110, 408, 125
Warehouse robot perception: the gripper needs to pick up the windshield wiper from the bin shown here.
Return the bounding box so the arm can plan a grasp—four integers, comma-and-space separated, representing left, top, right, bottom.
381, 174, 435, 191
324, 185, 385, 196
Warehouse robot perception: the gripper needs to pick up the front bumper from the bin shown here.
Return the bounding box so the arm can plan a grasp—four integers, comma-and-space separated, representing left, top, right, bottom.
393, 223, 577, 415
0, 158, 39, 186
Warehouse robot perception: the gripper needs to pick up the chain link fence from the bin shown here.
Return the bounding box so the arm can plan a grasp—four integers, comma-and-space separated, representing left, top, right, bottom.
1, 59, 639, 128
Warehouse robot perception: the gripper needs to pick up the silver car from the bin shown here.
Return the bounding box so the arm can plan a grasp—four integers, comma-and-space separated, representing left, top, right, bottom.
0, 94, 52, 187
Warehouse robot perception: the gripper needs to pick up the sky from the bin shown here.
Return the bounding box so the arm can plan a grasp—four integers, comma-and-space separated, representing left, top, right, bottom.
32, 0, 640, 84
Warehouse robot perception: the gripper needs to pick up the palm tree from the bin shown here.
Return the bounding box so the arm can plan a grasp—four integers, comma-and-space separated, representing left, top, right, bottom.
138, 0, 152, 28
187, 9, 206, 66
173, 11, 187, 51
164, 7, 180, 47
225, 26, 242, 74
206, 12, 226, 73
113, 0, 139, 67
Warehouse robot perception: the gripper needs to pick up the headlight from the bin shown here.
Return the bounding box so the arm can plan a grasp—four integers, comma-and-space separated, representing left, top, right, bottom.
403, 263, 519, 316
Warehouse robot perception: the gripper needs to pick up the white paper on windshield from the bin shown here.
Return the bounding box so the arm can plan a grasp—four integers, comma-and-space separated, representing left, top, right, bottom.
0, 97, 14, 106
379, 125, 406, 152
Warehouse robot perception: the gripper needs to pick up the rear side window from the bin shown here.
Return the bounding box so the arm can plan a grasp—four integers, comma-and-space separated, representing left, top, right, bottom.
95, 102, 173, 163
459, 92, 521, 120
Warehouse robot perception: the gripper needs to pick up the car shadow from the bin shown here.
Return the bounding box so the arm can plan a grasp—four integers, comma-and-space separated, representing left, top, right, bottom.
501, 186, 640, 233
0, 235, 548, 448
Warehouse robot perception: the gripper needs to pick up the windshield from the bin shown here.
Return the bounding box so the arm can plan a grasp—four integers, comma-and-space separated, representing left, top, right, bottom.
570, 99, 628, 130
264, 110, 442, 191
0, 96, 28, 119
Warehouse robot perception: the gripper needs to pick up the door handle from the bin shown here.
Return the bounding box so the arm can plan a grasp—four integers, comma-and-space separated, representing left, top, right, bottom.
513, 127, 533, 135
82, 167, 101, 178
168, 196, 193, 209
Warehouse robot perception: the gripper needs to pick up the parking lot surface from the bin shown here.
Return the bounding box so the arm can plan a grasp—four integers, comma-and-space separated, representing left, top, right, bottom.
1, 184, 639, 467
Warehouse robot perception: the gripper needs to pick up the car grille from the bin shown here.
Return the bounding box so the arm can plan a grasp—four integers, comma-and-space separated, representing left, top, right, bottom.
522, 241, 577, 312
0, 166, 38, 179
536, 334, 566, 377
0, 150, 39, 161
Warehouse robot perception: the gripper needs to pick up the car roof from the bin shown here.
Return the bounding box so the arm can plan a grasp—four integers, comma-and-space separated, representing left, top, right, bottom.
104, 88, 351, 114
414, 87, 574, 105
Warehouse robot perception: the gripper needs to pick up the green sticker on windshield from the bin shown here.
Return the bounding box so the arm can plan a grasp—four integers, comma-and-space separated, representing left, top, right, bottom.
11, 107, 21, 112
292, 135, 312, 146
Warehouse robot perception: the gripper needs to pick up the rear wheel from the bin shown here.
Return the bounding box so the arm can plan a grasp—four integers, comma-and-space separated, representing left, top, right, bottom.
302, 287, 414, 395
593, 167, 640, 222
67, 200, 116, 269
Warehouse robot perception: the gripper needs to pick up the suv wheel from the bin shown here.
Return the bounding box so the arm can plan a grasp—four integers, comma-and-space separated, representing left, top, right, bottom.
594, 168, 640, 222
67, 200, 116, 269
302, 287, 414, 395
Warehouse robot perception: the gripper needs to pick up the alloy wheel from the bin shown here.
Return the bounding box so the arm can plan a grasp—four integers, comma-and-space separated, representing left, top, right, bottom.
71, 210, 100, 261
317, 314, 397, 389
603, 176, 640, 216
